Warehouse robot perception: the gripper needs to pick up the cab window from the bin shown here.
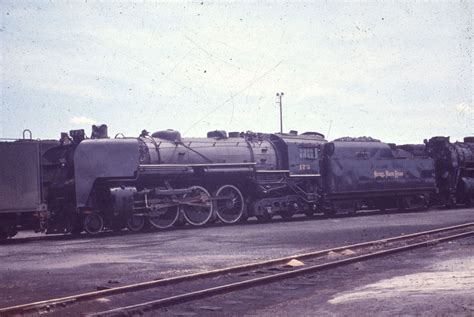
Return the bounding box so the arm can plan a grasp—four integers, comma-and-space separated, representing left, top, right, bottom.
299, 147, 317, 159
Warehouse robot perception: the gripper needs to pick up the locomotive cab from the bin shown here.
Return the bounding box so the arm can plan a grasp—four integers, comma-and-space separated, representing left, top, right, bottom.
243, 131, 327, 220
270, 132, 325, 176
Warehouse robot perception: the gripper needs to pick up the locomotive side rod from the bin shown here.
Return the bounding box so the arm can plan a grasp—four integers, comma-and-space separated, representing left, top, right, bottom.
89, 229, 474, 317
1, 222, 473, 316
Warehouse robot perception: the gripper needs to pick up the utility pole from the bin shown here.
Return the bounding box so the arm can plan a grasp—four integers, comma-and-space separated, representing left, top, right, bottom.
276, 92, 284, 134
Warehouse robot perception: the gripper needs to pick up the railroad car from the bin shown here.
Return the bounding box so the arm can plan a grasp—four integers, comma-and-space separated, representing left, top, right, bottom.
424, 136, 474, 206
320, 137, 436, 214
0, 131, 59, 239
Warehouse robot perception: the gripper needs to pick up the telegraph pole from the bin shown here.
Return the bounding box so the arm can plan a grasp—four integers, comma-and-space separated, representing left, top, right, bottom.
276, 92, 284, 133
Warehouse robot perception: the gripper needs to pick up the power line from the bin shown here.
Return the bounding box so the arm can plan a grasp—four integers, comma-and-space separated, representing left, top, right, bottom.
184, 60, 283, 134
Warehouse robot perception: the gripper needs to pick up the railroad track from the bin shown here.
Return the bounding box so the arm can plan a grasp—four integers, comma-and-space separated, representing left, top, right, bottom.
2, 222, 473, 317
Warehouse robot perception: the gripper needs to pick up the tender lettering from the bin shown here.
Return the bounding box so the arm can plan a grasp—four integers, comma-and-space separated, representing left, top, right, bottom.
373, 170, 404, 179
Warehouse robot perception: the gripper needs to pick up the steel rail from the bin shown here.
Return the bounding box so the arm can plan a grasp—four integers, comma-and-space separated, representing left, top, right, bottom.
89, 230, 474, 317
1, 222, 473, 316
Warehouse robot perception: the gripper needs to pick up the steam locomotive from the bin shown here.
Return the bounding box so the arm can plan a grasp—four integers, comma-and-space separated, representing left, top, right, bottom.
425, 136, 474, 207
0, 125, 472, 239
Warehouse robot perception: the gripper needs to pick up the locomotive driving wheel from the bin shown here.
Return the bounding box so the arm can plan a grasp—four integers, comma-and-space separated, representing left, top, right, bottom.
126, 215, 145, 232
214, 185, 245, 224
181, 186, 214, 226
83, 213, 104, 235
148, 206, 180, 229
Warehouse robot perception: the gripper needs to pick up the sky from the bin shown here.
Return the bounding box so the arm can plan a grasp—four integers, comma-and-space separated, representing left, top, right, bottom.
0, 1, 472, 144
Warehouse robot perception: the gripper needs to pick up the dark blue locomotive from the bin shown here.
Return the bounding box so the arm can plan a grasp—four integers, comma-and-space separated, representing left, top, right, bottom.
0, 126, 472, 239
1, 127, 326, 237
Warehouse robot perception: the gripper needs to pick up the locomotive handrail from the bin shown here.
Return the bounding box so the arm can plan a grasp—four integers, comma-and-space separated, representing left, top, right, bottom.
288, 174, 321, 177
139, 162, 256, 168
256, 170, 290, 173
